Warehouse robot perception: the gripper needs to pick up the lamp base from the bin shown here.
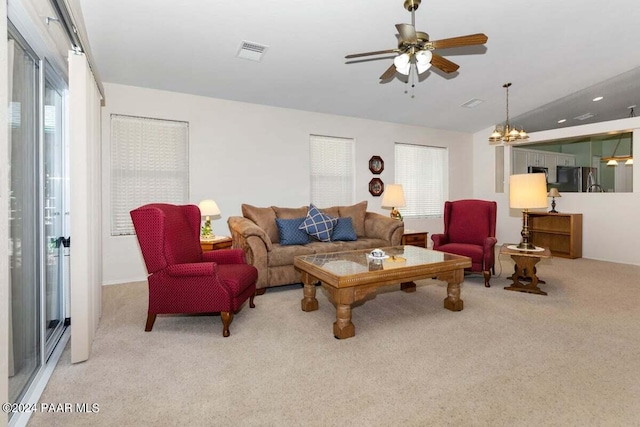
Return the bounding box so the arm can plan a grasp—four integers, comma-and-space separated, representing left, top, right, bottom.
516, 241, 538, 250
389, 207, 403, 221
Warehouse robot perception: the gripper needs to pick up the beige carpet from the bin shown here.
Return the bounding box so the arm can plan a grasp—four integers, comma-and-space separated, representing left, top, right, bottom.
28, 253, 640, 426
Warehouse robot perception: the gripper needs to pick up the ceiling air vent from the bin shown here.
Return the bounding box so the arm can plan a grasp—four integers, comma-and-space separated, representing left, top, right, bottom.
461, 98, 484, 108
574, 112, 596, 121
237, 41, 269, 62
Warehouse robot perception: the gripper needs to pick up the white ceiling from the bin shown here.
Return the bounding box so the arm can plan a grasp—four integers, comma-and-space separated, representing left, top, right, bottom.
77, 0, 640, 134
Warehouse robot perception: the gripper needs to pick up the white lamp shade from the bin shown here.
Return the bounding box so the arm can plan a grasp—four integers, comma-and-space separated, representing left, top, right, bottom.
381, 184, 406, 208
393, 53, 410, 69
509, 174, 547, 209
198, 199, 221, 216
415, 50, 432, 65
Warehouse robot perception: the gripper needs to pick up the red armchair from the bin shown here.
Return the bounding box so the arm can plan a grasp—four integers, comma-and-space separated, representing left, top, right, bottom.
130, 203, 257, 337
431, 200, 497, 287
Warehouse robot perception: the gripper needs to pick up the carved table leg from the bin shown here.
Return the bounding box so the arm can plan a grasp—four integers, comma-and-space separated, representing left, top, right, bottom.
504, 255, 547, 295
333, 303, 355, 339
441, 269, 464, 311
300, 271, 319, 311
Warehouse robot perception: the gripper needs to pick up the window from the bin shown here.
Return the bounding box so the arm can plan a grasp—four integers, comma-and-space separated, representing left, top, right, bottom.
395, 143, 448, 218
309, 135, 355, 207
110, 115, 189, 235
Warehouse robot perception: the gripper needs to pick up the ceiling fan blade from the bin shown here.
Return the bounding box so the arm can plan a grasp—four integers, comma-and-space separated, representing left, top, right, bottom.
379, 63, 397, 80
345, 49, 398, 59
431, 53, 459, 73
431, 33, 488, 49
395, 23, 418, 43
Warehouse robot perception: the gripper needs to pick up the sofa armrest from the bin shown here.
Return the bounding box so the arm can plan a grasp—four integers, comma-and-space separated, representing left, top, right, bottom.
228, 216, 273, 252
364, 212, 404, 245
431, 233, 448, 249
227, 216, 270, 289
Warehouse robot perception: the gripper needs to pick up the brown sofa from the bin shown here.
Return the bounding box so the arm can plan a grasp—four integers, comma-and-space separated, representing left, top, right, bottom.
227, 201, 404, 293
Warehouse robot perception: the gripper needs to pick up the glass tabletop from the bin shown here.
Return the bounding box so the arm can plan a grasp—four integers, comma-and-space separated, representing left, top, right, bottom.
295, 246, 465, 276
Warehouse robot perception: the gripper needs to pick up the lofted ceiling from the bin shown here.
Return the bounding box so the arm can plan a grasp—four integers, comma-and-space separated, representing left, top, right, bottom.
77, 0, 640, 134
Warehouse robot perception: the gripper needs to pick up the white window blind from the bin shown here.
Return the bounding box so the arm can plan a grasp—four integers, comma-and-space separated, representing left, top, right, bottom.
309, 135, 355, 207
395, 143, 448, 218
110, 114, 189, 235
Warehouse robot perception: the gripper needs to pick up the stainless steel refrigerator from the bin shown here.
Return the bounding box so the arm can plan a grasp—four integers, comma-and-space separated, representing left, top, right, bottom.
556, 166, 599, 192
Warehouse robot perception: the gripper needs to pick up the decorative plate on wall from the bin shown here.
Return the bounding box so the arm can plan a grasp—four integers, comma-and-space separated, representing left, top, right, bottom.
369, 156, 384, 174
369, 178, 384, 196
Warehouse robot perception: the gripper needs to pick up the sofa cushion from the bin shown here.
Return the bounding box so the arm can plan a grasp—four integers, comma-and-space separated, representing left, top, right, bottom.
275, 217, 310, 246
319, 206, 340, 218
242, 204, 279, 244
273, 206, 308, 219
331, 217, 357, 241
299, 204, 338, 242
268, 244, 316, 267
338, 201, 367, 237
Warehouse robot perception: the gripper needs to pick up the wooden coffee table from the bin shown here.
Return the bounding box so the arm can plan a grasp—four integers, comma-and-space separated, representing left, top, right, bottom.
294, 246, 472, 339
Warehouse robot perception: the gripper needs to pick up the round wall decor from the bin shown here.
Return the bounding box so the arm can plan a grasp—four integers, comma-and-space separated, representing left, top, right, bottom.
368, 156, 384, 174
369, 178, 384, 196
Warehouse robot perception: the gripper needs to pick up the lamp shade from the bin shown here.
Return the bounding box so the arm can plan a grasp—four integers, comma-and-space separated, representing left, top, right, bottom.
547, 188, 561, 198
198, 199, 221, 216
509, 174, 547, 209
381, 184, 406, 208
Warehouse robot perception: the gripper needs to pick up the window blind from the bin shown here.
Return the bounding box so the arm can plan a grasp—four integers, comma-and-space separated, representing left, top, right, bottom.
110, 114, 189, 235
309, 135, 355, 207
395, 143, 448, 218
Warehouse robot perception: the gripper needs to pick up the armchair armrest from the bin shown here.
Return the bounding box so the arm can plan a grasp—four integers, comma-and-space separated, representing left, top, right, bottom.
431, 233, 448, 249
166, 262, 216, 277
202, 248, 246, 265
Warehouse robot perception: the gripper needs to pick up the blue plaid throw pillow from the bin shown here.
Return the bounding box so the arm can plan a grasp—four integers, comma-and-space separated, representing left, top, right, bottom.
298, 204, 338, 242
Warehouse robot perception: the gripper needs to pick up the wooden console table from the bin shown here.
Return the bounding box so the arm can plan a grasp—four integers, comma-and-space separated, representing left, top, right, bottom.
501, 245, 552, 296
527, 212, 582, 259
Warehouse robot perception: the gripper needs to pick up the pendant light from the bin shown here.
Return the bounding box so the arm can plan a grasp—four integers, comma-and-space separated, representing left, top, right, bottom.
489, 83, 529, 144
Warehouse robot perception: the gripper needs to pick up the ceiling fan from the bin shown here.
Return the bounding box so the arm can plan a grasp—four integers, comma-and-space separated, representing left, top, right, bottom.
345, 0, 488, 80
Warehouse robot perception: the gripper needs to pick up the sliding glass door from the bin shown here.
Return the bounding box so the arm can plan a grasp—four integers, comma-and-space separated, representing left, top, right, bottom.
7, 26, 69, 421
43, 63, 68, 358
7, 31, 41, 410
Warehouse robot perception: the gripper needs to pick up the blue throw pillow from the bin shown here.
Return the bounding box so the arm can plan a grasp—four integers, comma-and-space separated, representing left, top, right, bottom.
298, 204, 338, 242
331, 217, 357, 241
275, 217, 309, 246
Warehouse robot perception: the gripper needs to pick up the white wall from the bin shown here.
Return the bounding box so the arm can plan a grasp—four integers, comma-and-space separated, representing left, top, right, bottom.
473, 117, 640, 266
102, 83, 474, 285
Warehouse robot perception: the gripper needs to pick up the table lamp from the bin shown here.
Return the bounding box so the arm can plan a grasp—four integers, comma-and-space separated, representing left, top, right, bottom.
548, 188, 561, 213
198, 199, 221, 239
509, 173, 548, 250
381, 184, 406, 220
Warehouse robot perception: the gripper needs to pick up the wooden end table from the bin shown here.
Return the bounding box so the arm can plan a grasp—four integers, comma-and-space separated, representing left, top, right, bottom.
402, 230, 429, 248
200, 236, 232, 252
500, 244, 552, 296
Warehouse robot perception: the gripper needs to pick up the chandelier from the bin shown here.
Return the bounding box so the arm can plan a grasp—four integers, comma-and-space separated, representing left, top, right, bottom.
489, 83, 529, 144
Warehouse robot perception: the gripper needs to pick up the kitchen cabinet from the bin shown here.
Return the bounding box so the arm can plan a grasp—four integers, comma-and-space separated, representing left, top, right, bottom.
512, 148, 576, 183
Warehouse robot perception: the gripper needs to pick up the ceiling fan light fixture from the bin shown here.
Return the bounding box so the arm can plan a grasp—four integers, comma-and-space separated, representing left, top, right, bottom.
416, 62, 432, 74
393, 53, 410, 69
415, 50, 432, 64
